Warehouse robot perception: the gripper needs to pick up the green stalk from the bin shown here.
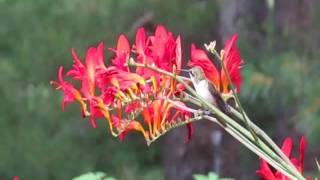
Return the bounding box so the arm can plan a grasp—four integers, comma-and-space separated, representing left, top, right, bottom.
229, 107, 306, 180
204, 115, 297, 180
210, 49, 259, 144
209, 48, 305, 180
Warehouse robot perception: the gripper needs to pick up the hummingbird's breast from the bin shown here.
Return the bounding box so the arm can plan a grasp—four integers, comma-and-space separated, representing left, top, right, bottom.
194, 80, 215, 104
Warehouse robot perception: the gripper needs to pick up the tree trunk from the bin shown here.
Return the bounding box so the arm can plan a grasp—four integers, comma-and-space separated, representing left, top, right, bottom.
274, 0, 314, 51
218, 0, 268, 48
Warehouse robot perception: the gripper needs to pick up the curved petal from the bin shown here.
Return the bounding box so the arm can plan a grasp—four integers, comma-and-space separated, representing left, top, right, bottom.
175, 36, 182, 74
189, 44, 220, 88
281, 137, 293, 157
221, 34, 244, 93
299, 136, 306, 172
110, 34, 130, 71
134, 27, 146, 56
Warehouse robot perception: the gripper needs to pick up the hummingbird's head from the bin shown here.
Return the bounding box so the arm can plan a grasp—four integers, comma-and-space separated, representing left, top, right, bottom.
190, 66, 206, 82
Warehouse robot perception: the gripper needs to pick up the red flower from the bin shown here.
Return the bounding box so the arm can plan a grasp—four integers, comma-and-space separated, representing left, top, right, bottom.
52, 25, 196, 144
67, 42, 106, 97
50, 67, 86, 113
109, 34, 131, 71
256, 137, 310, 180
67, 43, 106, 127
189, 34, 243, 93
151, 25, 182, 73
13, 176, 19, 180
133, 25, 182, 78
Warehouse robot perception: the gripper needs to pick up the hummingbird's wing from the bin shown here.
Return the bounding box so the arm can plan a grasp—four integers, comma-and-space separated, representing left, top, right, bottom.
208, 82, 229, 114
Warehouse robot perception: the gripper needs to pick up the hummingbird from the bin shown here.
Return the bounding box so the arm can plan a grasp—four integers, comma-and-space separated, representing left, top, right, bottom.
189, 66, 229, 114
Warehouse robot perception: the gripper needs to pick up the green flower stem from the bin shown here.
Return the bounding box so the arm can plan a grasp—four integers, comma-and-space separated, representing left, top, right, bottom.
210, 49, 305, 180
229, 107, 306, 180
211, 49, 259, 144
130, 62, 304, 180
204, 115, 297, 180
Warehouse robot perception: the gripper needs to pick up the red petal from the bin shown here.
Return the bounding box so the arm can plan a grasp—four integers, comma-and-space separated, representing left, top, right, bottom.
71, 48, 85, 71
256, 159, 276, 180
155, 25, 168, 41
224, 34, 238, 55
116, 34, 130, 57
94, 42, 106, 70
110, 34, 130, 71
135, 27, 146, 56
221, 34, 243, 93
281, 137, 293, 158
58, 66, 64, 82
299, 136, 307, 172
175, 36, 182, 74
189, 44, 220, 87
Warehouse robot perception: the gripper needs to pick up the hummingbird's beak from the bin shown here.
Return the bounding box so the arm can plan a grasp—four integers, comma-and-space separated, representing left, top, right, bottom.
180, 69, 190, 72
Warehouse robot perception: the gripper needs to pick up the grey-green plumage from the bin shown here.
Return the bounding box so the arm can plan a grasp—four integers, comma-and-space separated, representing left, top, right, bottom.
190, 66, 229, 114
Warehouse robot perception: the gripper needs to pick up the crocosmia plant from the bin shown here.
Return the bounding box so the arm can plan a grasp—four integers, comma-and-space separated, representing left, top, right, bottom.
51, 25, 316, 180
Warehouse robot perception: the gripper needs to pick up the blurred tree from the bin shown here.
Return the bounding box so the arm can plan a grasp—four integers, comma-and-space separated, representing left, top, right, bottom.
218, 0, 268, 48
274, 0, 315, 51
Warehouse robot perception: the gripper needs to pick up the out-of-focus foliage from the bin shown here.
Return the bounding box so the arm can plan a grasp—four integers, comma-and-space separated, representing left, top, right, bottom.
193, 172, 233, 180
241, 51, 320, 144
72, 172, 115, 180
0, 0, 218, 179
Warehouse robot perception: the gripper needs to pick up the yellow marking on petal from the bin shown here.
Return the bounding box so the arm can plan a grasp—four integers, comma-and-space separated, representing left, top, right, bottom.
115, 90, 128, 101
102, 109, 114, 134
152, 101, 161, 134
127, 88, 136, 99
161, 103, 173, 127
111, 78, 120, 88
171, 66, 177, 92
96, 99, 114, 135
130, 121, 148, 141
73, 89, 89, 114
117, 101, 122, 121
151, 76, 158, 94
160, 75, 167, 91
130, 73, 146, 86
142, 108, 153, 137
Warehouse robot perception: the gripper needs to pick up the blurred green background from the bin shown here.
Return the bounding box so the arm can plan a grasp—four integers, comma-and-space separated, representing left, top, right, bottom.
1, 0, 320, 179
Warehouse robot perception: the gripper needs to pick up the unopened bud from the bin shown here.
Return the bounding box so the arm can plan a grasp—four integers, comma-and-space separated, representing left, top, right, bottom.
220, 50, 225, 61
205, 41, 216, 52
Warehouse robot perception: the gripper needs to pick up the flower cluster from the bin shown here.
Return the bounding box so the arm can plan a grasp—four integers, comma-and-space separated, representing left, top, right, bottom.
51, 25, 242, 145
51, 25, 194, 144
256, 137, 311, 180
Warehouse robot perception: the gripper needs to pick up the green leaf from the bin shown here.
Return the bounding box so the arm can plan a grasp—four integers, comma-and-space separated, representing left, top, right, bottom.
193, 172, 233, 180
72, 172, 116, 180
